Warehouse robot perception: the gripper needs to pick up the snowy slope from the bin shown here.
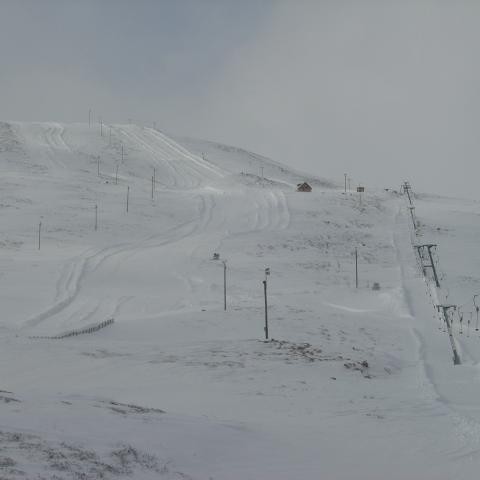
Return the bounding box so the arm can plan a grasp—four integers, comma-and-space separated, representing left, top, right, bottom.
0, 121, 480, 478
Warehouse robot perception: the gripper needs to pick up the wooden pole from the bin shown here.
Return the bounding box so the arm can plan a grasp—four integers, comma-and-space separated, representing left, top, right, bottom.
151, 176, 154, 200
115, 164, 119, 185
126, 186, 129, 213
94, 204, 98, 231
38, 222, 41, 250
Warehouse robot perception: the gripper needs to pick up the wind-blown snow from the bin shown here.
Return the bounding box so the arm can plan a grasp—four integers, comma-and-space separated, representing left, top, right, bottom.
0, 122, 479, 478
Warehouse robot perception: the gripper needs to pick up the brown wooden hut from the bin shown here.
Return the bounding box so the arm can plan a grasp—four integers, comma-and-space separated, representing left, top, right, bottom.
296, 182, 312, 192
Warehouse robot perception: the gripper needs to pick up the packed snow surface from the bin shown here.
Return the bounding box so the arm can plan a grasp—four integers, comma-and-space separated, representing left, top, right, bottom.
1, 121, 480, 478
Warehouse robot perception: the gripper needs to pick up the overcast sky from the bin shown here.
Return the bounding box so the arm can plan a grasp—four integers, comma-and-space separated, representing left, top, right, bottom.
1, 0, 480, 199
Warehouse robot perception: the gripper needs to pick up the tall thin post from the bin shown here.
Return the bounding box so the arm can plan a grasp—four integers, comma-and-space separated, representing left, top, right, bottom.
223, 261, 227, 311
115, 164, 119, 185
474, 295, 479, 331
153, 168, 156, 189
438, 305, 461, 365
426, 245, 440, 288
121, 144, 124, 163
151, 176, 154, 200
355, 247, 358, 288
404, 181, 413, 205
97, 157, 100, 176
126, 186, 129, 213
344, 173, 347, 194
88, 109, 92, 128
100, 117, 103, 136
263, 280, 268, 339
94, 204, 98, 231
38, 221, 41, 250
109, 126, 112, 146
408, 206, 416, 230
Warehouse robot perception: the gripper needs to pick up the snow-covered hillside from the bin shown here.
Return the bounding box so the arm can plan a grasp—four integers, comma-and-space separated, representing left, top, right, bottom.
0, 121, 479, 479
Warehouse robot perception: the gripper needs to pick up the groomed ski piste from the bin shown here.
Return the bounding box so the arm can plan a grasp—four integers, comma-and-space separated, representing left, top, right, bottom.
1, 121, 480, 478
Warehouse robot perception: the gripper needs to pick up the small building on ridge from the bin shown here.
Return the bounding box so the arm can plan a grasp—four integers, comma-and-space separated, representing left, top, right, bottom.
296, 182, 312, 192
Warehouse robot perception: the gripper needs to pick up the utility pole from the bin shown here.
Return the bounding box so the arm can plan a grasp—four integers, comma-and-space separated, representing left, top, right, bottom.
151, 176, 154, 200
355, 247, 358, 288
109, 125, 112, 146
88, 109, 92, 128
348, 177, 351, 192
414, 244, 426, 275
121, 144, 124, 163
223, 260, 227, 311
38, 221, 42, 250
263, 267, 270, 339
403, 181, 413, 205
99, 117, 103, 137
344, 173, 347, 194
126, 186, 130, 213
153, 168, 156, 189
437, 305, 461, 365
94, 204, 98, 231
115, 164, 119, 185
97, 157, 100, 176
408, 206, 416, 231
417, 244, 440, 287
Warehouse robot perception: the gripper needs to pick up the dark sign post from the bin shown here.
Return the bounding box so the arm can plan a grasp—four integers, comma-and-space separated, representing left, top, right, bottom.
357, 186, 364, 206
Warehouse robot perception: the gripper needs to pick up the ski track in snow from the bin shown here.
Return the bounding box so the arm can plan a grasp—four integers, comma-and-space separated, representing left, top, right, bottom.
20, 126, 291, 335
20, 122, 71, 172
